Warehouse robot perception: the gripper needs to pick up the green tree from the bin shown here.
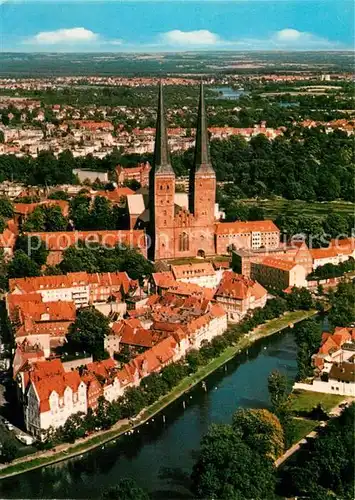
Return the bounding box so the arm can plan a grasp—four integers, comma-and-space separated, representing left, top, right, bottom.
267, 370, 295, 447
90, 196, 114, 230
48, 190, 69, 201
328, 282, 355, 327
66, 307, 110, 360
60, 245, 99, 274
268, 370, 289, 412
7, 250, 40, 278
0, 438, 17, 463
119, 247, 153, 283
59, 412, 86, 443
232, 408, 284, 461
141, 373, 168, 404
102, 478, 149, 500
22, 207, 46, 232
123, 179, 141, 191
0, 197, 14, 218
191, 423, 276, 499
293, 319, 322, 380
69, 194, 91, 230
43, 205, 67, 231
324, 212, 349, 239
15, 235, 48, 266
287, 287, 314, 311
161, 361, 188, 389
289, 404, 355, 498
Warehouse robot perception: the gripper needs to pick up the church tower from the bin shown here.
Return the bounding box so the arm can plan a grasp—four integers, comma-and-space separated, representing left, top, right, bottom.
148, 83, 176, 260
188, 82, 216, 256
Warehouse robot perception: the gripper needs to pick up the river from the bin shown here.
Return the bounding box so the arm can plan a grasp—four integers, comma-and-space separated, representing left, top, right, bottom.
0, 328, 300, 499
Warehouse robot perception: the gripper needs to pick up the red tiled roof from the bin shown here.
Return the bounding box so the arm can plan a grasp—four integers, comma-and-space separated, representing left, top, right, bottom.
171, 262, 215, 279
215, 220, 279, 235
310, 247, 339, 260
152, 272, 176, 288
94, 187, 135, 202
215, 271, 267, 301
9, 271, 132, 295
14, 200, 69, 217
167, 281, 215, 300
33, 370, 83, 413
11, 300, 76, 324
30, 359, 65, 382
67, 120, 114, 130
111, 320, 157, 348
330, 237, 355, 249
260, 257, 298, 272
86, 358, 117, 380
318, 328, 352, 355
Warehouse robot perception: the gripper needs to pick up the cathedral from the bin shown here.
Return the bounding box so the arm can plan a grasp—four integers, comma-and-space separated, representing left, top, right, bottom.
148, 82, 217, 260
128, 82, 281, 263
135, 82, 217, 261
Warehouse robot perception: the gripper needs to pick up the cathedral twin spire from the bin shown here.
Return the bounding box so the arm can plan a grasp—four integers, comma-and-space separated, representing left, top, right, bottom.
153, 82, 174, 175
193, 81, 214, 175
152, 81, 214, 177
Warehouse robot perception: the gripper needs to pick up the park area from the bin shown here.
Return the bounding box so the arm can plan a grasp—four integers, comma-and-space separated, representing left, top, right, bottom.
242, 198, 355, 220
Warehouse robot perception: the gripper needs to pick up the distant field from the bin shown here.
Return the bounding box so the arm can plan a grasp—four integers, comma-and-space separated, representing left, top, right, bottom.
241, 198, 355, 219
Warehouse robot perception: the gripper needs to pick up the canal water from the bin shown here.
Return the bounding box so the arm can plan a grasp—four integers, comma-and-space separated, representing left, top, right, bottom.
0, 329, 298, 499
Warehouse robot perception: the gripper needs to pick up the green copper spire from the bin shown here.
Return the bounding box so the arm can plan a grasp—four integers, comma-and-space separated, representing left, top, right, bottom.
153, 82, 174, 174
193, 81, 214, 174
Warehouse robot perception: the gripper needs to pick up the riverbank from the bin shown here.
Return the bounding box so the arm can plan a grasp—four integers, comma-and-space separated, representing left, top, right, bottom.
0, 308, 317, 480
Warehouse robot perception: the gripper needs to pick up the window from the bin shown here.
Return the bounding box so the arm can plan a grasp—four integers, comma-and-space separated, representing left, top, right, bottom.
179, 232, 189, 252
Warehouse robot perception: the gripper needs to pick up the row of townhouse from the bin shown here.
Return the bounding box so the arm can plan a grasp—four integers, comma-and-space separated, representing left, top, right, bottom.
14, 291, 227, 439
8, 271, 133, 308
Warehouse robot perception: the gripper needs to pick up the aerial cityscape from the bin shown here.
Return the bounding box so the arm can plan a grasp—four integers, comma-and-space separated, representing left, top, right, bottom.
0, 0, 354, 498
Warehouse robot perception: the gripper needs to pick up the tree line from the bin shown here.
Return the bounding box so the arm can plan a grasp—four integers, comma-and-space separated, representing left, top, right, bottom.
0, 128, 354, 203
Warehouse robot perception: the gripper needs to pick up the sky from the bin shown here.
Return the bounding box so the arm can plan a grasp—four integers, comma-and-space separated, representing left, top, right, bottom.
0, 0, 353, 52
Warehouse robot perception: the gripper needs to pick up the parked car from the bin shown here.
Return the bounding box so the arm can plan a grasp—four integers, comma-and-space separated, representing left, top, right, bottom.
17, 434, 35, 446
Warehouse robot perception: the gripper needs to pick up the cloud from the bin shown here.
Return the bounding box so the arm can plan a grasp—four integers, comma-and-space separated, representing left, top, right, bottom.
271, 28, 335, 48
32, 27, 99, 45
23, 27, 123, 49
222, 28, 339, 50
157, 27, 338, 51
274, 28, 304, 42
160, 29, 220, 46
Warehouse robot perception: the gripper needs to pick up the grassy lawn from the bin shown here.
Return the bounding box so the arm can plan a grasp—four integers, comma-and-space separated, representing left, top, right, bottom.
290, 390, 345, 414
241, 198, 355, 219
291, 418, 320, 444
